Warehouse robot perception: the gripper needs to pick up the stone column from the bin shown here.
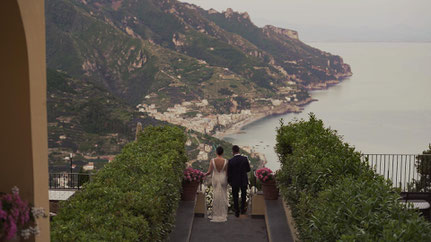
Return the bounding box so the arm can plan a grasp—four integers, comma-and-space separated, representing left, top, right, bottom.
0, 0, 50, 241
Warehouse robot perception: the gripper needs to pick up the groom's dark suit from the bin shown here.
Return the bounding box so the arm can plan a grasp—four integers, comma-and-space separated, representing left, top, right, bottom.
228, 154, 251, 215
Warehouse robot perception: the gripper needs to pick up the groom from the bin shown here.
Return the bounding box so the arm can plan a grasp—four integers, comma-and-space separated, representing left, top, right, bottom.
228, 145, 251, 217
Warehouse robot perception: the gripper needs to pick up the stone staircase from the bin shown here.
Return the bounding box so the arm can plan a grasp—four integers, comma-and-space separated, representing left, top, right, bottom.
169, 191, 295, 242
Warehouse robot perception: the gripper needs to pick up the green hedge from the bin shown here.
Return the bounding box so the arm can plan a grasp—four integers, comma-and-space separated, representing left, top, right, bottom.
51, 126, 187, 241
276, 114, 431, 241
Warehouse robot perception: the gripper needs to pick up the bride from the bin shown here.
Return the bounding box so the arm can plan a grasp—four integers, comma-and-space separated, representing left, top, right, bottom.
205, 146, 228, 222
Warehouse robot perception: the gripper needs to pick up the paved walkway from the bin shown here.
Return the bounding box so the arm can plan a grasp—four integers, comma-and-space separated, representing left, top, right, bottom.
190, 214, 268, 242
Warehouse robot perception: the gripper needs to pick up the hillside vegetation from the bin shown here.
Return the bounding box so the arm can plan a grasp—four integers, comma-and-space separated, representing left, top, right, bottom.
46, 0, 351, 171
46, 0, 351, 107
47, 69, 260, 171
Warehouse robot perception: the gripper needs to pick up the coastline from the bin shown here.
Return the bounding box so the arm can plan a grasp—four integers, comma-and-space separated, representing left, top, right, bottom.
213, 97, 317, 139
213, 74, 352, 140
212, 75, 352, 169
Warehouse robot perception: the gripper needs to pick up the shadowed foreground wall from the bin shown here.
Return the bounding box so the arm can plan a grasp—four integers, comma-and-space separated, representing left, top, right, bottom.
0, 0, 49, 241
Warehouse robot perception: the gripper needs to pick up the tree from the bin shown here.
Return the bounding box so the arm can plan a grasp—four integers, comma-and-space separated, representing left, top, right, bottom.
413, 144, 431, 192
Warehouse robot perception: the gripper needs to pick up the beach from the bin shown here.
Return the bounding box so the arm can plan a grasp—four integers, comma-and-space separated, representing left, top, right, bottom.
213, 97, 318, 139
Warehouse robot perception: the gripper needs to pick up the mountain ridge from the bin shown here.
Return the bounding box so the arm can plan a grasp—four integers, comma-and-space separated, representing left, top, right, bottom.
47, 0, 351, 106
45, 0, 352, 170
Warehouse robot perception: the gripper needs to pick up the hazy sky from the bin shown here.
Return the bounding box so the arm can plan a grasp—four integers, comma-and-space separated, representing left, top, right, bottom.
180, 0, 431, 42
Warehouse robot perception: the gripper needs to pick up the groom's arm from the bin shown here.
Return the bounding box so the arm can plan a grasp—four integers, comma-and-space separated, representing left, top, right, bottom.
227, 160, 232, 184
244, 156, 251, 173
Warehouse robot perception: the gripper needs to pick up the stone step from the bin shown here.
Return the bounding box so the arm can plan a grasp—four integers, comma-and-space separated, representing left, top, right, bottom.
190, 214, 267, 242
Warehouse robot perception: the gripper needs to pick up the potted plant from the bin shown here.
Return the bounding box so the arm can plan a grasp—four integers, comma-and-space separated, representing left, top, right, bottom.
256, 167, 279, 200
181, 167, 205, 201
0, 187, 47, 241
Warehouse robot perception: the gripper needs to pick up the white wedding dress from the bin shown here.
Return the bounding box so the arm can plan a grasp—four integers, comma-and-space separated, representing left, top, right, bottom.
210, 158, 228, 222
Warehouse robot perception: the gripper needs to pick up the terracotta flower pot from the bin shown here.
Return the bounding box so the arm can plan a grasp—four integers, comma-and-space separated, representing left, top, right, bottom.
262, 180, 279, 200
181, 181, 199, 201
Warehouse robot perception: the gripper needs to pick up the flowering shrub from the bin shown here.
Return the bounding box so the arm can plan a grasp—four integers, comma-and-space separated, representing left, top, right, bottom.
256, 167, 274, 183
183, 167, 205, 183
0, 187, 46, 240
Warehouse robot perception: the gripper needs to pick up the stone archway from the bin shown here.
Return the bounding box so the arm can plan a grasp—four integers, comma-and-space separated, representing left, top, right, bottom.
0, 0, 49, 241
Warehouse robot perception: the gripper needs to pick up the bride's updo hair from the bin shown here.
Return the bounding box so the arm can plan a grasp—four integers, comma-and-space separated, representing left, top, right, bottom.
216, 146, 224, 156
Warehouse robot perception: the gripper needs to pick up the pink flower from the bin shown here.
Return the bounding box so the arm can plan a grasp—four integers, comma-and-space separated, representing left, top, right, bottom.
0, 209, 7, 220
5, 215, 17, 240
0, 187, 37, 241
183, 168, 205, 182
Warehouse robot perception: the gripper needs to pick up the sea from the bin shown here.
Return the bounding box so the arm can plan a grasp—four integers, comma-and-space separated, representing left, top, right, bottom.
223, 42, 431, 171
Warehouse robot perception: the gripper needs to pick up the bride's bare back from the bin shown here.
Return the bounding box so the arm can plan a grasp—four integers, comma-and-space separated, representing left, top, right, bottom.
213, 157, 227, 173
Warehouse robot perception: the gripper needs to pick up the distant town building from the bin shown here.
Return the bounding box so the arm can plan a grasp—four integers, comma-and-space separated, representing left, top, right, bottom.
83, 162, 94, 171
